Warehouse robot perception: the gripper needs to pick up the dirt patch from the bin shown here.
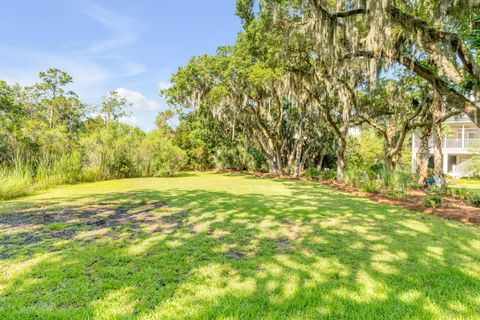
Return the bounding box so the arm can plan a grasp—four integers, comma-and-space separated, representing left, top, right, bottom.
272, 236, 294, 254
320, 180, 480, 225
225, 251, 246, 260
0, 200, 189, 259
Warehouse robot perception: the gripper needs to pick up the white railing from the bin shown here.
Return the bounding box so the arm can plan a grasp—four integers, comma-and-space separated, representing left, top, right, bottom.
413, 138, 480, 150
452, 159, 474, 178
444, 139, 463, 148
464, 139, 480, 148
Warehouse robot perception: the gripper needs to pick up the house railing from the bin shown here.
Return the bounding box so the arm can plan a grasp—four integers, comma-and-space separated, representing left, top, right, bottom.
452, 158, 474, 177
413, 138, 480, 150
444, 139, 480, 149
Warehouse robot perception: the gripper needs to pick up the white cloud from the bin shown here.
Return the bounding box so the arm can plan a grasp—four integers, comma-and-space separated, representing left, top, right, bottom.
81, 3, 138, 54
0, 3, 145, 102
0, 47, 145, 102
120, 115, 141, 127
115, 88, 164, 112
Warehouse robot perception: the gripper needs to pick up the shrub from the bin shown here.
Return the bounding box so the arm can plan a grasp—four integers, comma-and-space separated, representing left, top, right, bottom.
453, 188, 471, 199
380, 169, 415, 195
214, 145, 256, 171
81, 166, 102, 182
138, 130, 186, 177
345, 130, 383, 171
409, 182, 424, 190
465, 153, 480, 177
81, 124, 144, 179
304, 167, 320, 179
36, 153, 84, 188
360, 179, 380, 193
345, 169, 370, 189
468, 193, 480, 207
319, 168, 336, 180
386, 189, 407, 199
369, 163, 384, 176
424, 187, 443, 208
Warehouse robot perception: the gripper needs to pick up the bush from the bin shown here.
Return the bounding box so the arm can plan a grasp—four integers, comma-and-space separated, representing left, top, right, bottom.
468, 193, 480, 207
360, 179, 380, 193
319, 168, 336, 180
424, 187, 443, 208
304, 167, 320, 179
214, 145, 256, 171
369, 163, 384, 176
386, 189, 406, 199
344, 168, 417, 198
346, 130, 383, 171
345, 169, 370, 189
381, 169, 414, 196
138, 130, 186, 177
81, 124, 144, 179
452, 188, 472, 199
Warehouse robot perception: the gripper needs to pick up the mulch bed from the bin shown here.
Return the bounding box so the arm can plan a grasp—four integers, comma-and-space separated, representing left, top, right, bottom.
320, 180, 480, 225
224, 170, 480, 225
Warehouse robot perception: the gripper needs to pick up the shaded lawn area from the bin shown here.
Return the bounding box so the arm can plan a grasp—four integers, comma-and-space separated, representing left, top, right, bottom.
0, 173, 479, 319
450, 178, 480, 195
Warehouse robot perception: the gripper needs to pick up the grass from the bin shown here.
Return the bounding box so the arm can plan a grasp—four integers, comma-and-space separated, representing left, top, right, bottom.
0, 164, 33, 200
0, 172, 479, 319
450, 178, 480, 195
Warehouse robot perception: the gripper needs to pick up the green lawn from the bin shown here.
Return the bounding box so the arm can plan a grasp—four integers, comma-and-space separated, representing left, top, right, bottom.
450, 178, 480, 195
1, 172, 480, 319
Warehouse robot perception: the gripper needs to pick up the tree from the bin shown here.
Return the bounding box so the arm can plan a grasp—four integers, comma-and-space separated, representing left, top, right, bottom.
14, 69, 85, 159
0, 81, 23, 163
247, 0, 480, 125
33, 68, 83, 130
356, 74, 432, 170
100, 90, 132, 127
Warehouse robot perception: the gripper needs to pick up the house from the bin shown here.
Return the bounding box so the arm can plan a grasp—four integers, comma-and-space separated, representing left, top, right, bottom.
411, 115, 480, 178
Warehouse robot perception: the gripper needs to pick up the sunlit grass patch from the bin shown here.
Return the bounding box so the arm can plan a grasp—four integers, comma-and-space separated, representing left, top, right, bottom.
450, 178, 480, 195
0, 172, 479, 319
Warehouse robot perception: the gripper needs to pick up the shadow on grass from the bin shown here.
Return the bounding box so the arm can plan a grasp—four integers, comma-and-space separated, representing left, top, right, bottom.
0, 178, 479, 319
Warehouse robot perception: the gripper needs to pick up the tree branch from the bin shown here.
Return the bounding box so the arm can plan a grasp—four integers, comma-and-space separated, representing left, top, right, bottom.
386, 5, 480, 84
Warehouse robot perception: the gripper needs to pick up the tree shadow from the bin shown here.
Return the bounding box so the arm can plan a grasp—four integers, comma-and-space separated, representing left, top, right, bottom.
0, 178, 479, 319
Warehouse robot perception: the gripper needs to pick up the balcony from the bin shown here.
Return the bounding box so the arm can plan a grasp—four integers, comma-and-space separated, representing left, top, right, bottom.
413, 138, 480, 150
444, 139, 480, 149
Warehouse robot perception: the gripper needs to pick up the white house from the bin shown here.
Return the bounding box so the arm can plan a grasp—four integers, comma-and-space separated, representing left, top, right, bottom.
411, 115, 480, 178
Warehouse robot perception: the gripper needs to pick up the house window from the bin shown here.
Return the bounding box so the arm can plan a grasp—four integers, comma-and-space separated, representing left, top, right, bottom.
465, 129, 480, 140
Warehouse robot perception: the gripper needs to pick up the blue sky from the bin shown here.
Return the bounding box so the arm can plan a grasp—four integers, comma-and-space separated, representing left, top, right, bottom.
0, 1, 241, 130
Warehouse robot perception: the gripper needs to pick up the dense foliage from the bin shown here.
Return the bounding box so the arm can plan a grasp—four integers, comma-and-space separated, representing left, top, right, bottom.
0, 69, 186, 200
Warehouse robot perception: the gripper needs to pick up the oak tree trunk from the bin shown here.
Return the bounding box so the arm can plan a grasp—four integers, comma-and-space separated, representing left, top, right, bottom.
336, 138, 347, 182
432, 90, 446, 189
417, 126, 432, 186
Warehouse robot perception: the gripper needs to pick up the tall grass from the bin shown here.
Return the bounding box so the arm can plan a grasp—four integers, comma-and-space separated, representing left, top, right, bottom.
35, 153, 89, 189
0, 160, 34, 200
0, 154, 92, 201
0, 142, 187, 201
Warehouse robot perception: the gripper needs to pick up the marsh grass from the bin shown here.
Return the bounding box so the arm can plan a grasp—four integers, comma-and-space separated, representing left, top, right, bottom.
0, 161, 33, 200
2, 154, 105, 200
